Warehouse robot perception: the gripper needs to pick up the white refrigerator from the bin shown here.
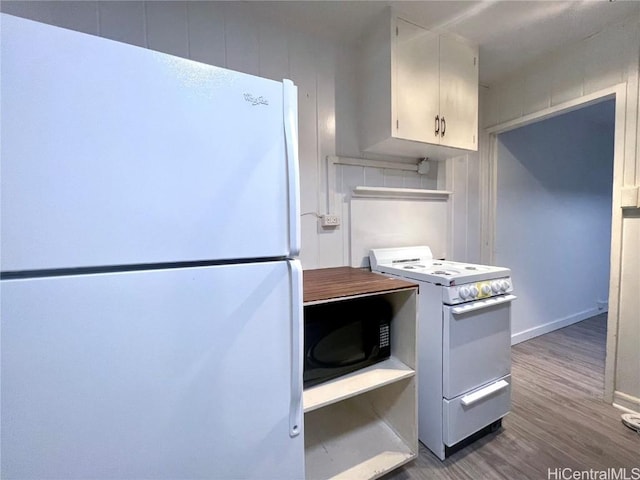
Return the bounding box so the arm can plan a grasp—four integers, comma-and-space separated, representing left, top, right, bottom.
1, 13, 304, 480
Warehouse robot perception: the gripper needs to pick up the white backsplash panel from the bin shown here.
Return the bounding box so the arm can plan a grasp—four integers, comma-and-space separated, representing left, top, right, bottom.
350, 191, 451, 268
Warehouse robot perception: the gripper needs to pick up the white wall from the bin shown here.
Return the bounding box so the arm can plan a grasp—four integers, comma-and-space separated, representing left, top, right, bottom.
0, 0, 446, 270
495, 103, 614, 343
479, 15, 640, 411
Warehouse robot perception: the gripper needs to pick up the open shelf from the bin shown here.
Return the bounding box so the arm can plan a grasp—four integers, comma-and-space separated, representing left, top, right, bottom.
302, 268, 418, 480
303, 356, 415, 413
305, 391, 416, 480
352, 186, 452, 199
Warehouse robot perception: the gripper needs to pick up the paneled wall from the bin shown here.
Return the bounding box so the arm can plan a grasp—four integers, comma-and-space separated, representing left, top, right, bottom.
0, 0, 450, 270
330, 164, 439, 266
479, 16, 640, 411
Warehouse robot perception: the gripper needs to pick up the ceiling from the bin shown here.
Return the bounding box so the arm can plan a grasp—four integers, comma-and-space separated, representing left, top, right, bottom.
248, 1, 640, 85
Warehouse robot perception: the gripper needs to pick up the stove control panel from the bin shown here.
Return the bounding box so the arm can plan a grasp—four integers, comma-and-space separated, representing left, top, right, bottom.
443, 277, 513, 305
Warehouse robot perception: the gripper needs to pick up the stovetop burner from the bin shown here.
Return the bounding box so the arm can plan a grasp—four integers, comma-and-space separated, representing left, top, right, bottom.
369, 246, 511, 286
404, 264, 463, 276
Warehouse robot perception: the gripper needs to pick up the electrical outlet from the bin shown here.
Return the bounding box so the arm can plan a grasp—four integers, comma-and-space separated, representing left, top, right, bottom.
320, 214, 341, 227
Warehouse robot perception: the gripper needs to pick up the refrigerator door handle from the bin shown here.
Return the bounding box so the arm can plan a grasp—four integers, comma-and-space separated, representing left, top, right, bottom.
283, 79, 301, 257
288, 259, 303, 438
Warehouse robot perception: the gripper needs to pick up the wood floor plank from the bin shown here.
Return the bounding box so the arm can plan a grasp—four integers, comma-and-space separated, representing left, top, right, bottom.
384, 314, 640, 480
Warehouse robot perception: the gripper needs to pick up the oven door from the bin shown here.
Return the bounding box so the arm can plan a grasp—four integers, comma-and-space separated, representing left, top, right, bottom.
442, 294, 516, 399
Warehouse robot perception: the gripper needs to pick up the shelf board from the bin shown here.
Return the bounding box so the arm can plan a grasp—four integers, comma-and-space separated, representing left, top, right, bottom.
305, 399, 416, 480
352, 186, 451, 199
303, 356, 415, 413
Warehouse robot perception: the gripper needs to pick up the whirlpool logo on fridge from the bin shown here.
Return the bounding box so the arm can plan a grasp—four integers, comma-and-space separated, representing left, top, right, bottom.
243, 93, 269, 106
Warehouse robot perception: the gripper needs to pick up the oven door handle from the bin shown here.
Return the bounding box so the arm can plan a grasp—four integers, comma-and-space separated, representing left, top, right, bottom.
461, 379, 509, 407
451, 294, 517, 315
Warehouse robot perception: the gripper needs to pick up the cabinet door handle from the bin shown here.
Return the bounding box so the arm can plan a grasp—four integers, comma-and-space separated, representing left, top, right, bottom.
441, 117, 446, 137
435, 115, 440, 136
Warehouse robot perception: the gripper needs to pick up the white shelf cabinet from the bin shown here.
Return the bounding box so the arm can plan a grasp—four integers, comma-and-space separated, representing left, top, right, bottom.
302, 267, 418, 480
305, 380, 416, 480
303, 356, 414, 413
360, 12, 479, 159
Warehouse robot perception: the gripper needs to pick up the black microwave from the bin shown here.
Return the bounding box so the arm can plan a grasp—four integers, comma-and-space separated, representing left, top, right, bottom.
303, 297, 392, 388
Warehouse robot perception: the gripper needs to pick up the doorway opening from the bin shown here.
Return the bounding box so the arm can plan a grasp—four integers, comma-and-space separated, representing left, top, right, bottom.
484, 84, 627, 402
496, 99, 614, 345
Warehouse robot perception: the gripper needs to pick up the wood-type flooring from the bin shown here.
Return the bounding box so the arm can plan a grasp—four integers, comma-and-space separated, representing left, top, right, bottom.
384, 314, 640, 480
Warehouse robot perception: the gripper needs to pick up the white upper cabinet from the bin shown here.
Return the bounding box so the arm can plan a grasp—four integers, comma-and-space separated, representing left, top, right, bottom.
360, 13, 479, 160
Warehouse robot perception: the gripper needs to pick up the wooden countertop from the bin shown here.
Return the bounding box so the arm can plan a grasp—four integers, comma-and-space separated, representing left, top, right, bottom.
303, 266, 418, 304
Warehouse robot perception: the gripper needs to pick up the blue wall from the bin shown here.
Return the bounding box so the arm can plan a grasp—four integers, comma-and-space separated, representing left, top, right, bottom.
496, 100, 614, 342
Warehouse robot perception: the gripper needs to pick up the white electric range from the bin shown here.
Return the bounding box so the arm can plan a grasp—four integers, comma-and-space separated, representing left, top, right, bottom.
370, 246, 516, 460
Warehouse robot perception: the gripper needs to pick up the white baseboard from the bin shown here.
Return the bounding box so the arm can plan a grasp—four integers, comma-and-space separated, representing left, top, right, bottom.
511, 307, 601, 345
613, 391, 640, 414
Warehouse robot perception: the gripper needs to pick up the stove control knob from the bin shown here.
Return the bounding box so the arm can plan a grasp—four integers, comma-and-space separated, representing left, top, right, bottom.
470, 286, 479, 298
501, 280, 511, 292
491, 281, 501, 293
459, 286, 470, 299
481, 284, 491, 295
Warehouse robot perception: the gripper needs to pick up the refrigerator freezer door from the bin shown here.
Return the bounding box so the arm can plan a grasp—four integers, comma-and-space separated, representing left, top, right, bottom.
0, 14, 299, 272
1, 262, 304, 479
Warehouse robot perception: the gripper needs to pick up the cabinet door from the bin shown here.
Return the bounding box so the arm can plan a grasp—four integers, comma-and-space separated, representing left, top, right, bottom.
439, 35, 478, 151
394, 18, 440, 145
